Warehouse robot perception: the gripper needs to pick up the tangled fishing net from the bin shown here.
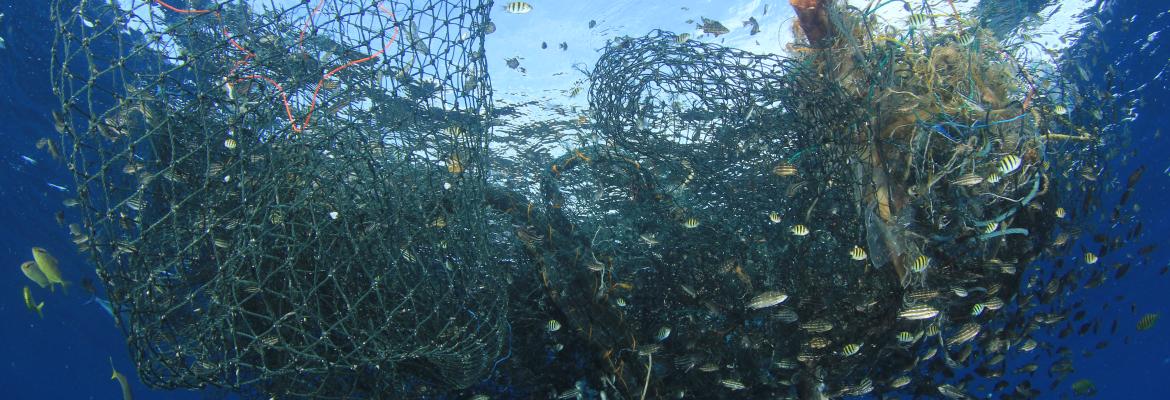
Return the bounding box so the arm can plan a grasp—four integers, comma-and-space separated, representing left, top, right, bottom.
51, 0, 505, 397
49, 0, 1101, 398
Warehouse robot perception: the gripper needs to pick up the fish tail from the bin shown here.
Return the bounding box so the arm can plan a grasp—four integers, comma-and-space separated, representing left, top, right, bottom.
59, 280, 70, 295
35, 302, 44, 319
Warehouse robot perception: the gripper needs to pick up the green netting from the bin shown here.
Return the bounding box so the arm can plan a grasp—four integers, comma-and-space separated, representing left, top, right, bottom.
48, 0, 1102, 399
51, 0, 504, 398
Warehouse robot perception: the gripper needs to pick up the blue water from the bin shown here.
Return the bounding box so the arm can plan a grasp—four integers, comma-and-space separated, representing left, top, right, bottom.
0, 0, 1167, 398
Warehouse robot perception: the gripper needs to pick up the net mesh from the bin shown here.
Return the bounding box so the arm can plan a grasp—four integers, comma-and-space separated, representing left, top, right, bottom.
48, 0, 1103, 398
51, 0, 505, 397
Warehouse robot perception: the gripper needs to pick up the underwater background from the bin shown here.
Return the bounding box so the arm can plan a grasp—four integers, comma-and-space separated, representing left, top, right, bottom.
0, 0, 1168, 399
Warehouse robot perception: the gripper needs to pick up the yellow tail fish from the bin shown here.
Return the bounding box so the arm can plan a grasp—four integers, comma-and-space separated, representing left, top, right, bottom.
31, 247, 68, 293
23, 286, 44, 318
20, 261, 51, 290
109, 357, 134, 400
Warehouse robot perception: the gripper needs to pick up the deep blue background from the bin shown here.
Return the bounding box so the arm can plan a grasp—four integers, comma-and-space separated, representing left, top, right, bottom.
0, 1, 1166, 399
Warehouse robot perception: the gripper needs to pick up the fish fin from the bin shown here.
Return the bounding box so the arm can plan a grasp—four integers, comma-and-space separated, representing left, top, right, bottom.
35, 302, 44, 319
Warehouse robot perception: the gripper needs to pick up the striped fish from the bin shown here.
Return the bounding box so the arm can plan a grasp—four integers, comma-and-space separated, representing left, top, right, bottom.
909, 255, 931, 273
898, 304, 939, 320
907, 13, 930, 29
945, 323, 980, 346
748, 290, 789, 309
790, 224, 810, 236
503, 2, 532, 14
850, 245, 867, 261
840, 343, 861, 356
998, 154, 1022, 175
951, 173, 983, 186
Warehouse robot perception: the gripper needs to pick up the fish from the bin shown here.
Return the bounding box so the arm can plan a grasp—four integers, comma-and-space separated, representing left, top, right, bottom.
698, 18, 730, 36
747, 290, 789, 309
588, 20, 596, 29
800, 319, 833, 333
889, 375, 911, 388
683, 217, 700, 229
790, 224, 809, 236
850, 245, 867, 261
768, 211, 781, 223
907, 13, 930, 29
656, 326, 671, 341
503, 2, 532, 14
23, 286, 44, 318
1084, 252, 1098, 265
839, 343, 861, 356
223, 138, 237, 150
772, 163, 798, 176
546, 319, 561, 332
1053, 104, 1068, 115
32, 247, 67, 293
1070, 379, 1096, 396
675, 33, 690, 43
998, 154, 1022, 175
971, 303, 986, 316
909, 255, 930, 273
1137, 313, 1158, 331
945, 323, 980, 346
719, 379, 746, 390
1055, 207, 1066, 218
86, 296, 116, 320
742, 17, 760, 35
951, 173, 983, 186
20, 261, 51, 289
985, 172, 1002, 184
955, 31, 975, 46
898, 304, 939, 320
110, 357, 133, 400
558, 42, 567, 51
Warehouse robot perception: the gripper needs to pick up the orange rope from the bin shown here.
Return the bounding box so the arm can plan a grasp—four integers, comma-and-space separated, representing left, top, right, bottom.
152, 0, 401, 133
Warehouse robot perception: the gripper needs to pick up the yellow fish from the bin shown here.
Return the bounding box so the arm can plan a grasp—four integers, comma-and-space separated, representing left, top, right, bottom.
23, 286, 44, 319
32, 247, 68, 293
20, 261, 51, 290
110, 357, 134, 400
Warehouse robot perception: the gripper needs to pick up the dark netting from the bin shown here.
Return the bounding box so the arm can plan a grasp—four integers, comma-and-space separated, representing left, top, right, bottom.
47, 0, 1106, 399
495, 3, 1096, 398
50, 0, 505, 398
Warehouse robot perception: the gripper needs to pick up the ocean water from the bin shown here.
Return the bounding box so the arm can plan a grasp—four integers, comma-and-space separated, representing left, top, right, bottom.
0, 0, 1166, 399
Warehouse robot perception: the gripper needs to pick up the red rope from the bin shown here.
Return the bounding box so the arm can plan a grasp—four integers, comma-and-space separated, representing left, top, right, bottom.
152, 0, 400, 133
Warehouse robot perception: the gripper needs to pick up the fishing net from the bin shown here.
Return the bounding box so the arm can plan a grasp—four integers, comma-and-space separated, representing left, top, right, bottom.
492, 3, 1093, 398
48, 0, 1101, 398
50, 0, 505, 397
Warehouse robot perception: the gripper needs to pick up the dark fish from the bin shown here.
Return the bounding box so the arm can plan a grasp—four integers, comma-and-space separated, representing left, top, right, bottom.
742, 17, 760, 35
1114, 263, 1131, 279
505, 57, 520, 69
588, 20, 596, 29
559, 42, 567, 50
1110, 319, 1118, 334
1137, 243, 1156, 255
541, 41, 547, 49
698, 17, 730, 36
1128, 222, 1143, 239
82, 277, 97, 295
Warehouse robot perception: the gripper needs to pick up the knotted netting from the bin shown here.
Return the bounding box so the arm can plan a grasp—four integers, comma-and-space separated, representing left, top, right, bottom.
50, 0, 505, 397
45, 0, 1106, 398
